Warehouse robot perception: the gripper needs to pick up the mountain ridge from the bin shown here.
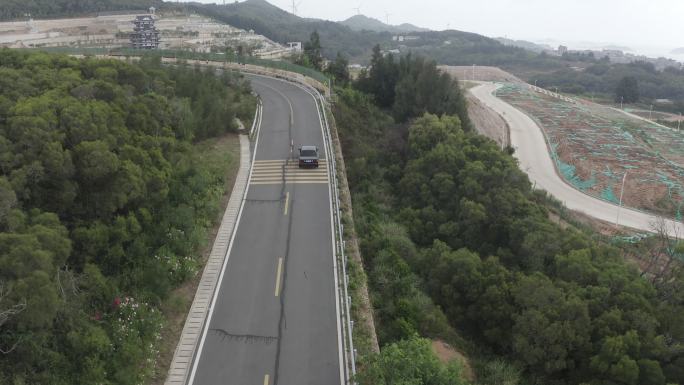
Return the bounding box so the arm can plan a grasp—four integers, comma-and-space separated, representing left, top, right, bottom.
340, 14, 429, 33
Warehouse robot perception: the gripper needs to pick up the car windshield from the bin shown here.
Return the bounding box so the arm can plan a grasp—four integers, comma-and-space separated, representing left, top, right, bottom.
301, 149, 317, 157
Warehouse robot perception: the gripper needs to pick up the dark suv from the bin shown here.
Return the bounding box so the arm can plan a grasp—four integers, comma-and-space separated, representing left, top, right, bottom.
298, 145, 319, 168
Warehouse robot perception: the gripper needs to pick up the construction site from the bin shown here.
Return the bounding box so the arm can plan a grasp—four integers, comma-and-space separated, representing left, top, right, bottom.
495, 83, 684, 220
0, 11, 293, 58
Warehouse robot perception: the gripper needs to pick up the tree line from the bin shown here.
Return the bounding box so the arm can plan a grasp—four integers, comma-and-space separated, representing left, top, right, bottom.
333, 50, 684, 384
0, 0, 163, 20
355, 45, 471, 126
0, 49, 255, 384
533, 60, 684, 109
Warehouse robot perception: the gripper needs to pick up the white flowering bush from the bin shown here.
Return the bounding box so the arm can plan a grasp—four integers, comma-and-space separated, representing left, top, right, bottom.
107, 296, 164, 383
154, 249, 200, 285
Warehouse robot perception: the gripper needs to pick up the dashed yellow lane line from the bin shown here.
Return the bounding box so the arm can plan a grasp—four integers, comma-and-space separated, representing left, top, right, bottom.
284, 191, 290, 216
264, 374, 270, 385
274, 257, 283, 297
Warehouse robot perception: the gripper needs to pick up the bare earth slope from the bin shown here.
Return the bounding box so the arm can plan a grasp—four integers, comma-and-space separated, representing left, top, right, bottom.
470, 83, 684, 237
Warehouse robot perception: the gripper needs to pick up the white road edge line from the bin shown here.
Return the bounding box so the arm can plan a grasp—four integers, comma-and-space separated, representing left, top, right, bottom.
186, 83, 264, 385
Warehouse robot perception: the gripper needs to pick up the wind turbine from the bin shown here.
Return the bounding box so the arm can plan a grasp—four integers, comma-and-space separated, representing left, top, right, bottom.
352, 2, 362, 15
291, 0, 303, 16
385, 12, 391, 25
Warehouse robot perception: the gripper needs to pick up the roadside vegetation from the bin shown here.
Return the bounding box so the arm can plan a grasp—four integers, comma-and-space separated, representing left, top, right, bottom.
333, 47, 684, 385
0, 0, 163, 20
0, 50, 255, 384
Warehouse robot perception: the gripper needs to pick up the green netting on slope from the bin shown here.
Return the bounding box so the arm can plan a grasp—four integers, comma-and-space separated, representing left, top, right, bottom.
656, 172, 684, 219
601, 185, 619, 203
500, 84, 684, 219
557, 160, 597, 191
612, 233, 650, 244
600, 166, 620, 204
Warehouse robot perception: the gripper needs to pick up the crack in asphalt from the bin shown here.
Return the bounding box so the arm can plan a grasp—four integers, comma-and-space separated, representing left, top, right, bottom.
273, 85, 295, 385
211, 329, 279, 345
250, 78, 298, 385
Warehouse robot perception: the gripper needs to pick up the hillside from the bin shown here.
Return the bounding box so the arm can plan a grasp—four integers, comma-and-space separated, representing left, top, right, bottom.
0, 0, 162, 20
183, 0, 386, 59
185, 0, 529, 65
495, 37, 552, 53
340, 14, 429, 33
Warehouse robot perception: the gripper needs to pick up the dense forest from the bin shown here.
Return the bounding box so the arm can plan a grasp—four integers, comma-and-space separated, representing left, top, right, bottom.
0, 49, 255, 384
0, 0, 162, 20
334, 50, 684, 384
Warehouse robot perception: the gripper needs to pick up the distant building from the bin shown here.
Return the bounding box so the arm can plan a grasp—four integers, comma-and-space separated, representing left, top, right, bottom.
287, 41, 302, 52
130, 15, 160, 49
392, 35, 418, 42
558, 45, 568, 55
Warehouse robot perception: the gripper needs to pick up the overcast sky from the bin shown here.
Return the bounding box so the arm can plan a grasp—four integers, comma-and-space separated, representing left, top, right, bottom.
186, 0, 684, 56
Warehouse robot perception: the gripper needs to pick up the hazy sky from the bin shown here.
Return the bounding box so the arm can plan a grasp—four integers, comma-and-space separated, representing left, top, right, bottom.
187, 0, 684, 54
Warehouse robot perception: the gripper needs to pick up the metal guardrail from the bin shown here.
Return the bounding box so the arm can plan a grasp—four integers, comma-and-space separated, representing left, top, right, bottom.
249, 97, 262, 139
309, 86, 357, 384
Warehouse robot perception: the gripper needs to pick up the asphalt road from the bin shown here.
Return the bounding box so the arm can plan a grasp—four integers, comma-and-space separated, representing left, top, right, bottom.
471, 82, 684, 237
189, 75, 343, 385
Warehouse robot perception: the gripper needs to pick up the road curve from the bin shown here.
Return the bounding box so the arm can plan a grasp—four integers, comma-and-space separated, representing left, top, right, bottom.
470, 82, 684, 237
188, 75, 343, 385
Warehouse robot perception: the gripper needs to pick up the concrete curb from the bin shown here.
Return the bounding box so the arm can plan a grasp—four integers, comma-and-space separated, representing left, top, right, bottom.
165, 134, 251, 385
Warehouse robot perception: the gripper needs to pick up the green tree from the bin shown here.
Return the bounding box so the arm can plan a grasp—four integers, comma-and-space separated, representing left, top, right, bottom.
327, 52, 350, 86
590, 331, 642, 385
615, 76, 639, 103
358, 336, 467, 385
304, 30, 323, 70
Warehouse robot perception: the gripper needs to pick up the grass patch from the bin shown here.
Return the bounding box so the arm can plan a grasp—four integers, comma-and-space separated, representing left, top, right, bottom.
150, 133, 241, 385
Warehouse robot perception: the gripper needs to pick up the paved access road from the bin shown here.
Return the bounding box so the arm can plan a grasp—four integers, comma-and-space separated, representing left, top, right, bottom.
189, 75, 343, 385
471, 82, 684, 237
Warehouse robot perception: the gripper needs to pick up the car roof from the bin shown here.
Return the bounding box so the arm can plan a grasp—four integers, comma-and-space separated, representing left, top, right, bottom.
301, 145, 318, 151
